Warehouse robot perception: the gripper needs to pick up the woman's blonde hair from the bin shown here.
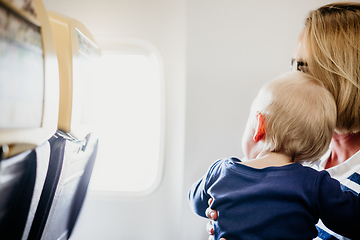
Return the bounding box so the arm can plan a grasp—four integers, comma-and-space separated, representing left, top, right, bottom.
303, 2, 360, 133
256, 72, 336, 163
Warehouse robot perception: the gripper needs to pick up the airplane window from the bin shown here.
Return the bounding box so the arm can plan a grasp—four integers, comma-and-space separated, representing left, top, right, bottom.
89, 52, 163, 193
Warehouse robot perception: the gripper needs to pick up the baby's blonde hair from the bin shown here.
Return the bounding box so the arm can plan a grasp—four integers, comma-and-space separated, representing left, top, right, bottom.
303, 2, 360, 133
256, 72, 336, 163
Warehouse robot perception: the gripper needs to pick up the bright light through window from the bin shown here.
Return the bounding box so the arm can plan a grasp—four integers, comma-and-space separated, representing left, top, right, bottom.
89, 53, 163, 192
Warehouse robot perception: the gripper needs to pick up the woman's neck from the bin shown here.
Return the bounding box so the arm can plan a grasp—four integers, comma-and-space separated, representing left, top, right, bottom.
325, 132, 360, 169
242, 152, 293, 169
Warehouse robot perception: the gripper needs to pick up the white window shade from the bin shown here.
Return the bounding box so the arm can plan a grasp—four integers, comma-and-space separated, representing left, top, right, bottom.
89, 49, 164, 194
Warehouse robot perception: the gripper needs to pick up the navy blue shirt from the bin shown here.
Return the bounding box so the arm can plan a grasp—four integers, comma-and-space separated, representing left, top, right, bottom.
189, 157, 360, 240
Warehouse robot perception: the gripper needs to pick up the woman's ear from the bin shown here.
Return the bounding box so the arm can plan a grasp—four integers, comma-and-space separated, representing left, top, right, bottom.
253, 112, 265, 142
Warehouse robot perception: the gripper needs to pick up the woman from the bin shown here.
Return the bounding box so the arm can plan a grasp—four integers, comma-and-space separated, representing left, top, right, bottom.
205, 2, 360, 239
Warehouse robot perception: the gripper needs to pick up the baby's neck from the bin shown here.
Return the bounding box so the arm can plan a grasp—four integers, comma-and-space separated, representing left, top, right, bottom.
241, 152, 293, 169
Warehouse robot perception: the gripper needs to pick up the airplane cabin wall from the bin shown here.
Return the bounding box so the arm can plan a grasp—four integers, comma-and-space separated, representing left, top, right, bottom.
41, 0, 350, 239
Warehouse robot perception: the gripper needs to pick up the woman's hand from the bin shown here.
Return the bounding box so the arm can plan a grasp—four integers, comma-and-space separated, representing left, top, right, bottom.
205, 198, 226, 240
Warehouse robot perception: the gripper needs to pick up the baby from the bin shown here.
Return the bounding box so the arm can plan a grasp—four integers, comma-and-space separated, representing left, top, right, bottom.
189, 72, 360, 240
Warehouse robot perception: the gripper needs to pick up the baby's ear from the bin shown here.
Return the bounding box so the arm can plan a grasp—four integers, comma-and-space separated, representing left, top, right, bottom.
253, 112, 265, 142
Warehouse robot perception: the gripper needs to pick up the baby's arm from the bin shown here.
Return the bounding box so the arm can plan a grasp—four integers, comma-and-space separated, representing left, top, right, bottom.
188, 159, 223, 218
189, 174, 211, 218
317, 171, 360, 239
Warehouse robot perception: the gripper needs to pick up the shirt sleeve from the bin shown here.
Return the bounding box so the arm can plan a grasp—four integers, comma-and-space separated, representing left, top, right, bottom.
316, 170, 360, 239
188, 159, 224, 218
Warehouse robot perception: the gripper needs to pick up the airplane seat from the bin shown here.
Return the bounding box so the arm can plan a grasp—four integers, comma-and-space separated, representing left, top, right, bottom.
27, 132, 98, 240
0, 0, 59, 239
26, 11, 100, 240
67, 136, 98, 237
0, 142, 53, 240
0, 149, 37, 240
